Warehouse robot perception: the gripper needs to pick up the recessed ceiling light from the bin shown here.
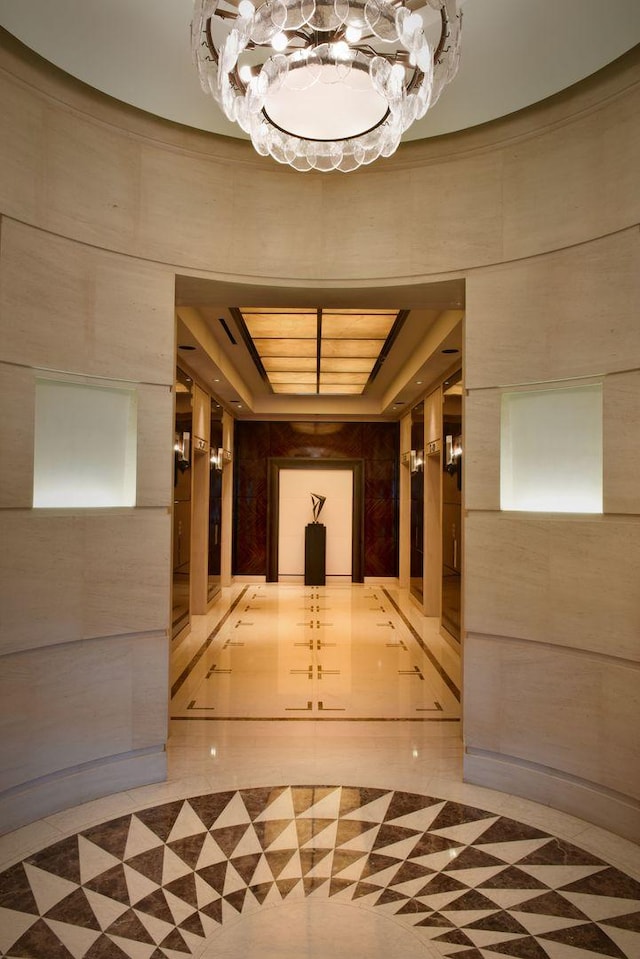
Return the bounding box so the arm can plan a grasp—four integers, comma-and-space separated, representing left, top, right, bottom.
178, 344, 196, 351
416, 380, 422, 385
441, 348, 460, 354
214, 378, 220, 382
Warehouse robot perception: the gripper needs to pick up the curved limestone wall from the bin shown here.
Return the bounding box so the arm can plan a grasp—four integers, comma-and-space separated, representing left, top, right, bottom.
0, 29, 638, 837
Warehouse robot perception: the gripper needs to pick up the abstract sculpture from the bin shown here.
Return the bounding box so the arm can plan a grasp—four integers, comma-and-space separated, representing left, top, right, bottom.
311, 492, 326, 522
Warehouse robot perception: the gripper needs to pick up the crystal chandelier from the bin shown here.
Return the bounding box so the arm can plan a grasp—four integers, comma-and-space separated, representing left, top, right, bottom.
191, 0, 461, 172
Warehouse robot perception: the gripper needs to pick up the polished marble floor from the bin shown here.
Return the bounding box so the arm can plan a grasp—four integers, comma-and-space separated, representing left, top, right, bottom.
1, 584, 639, 959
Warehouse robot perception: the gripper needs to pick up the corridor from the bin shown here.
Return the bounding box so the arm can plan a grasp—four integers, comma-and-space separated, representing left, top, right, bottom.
0, 585, 639, 959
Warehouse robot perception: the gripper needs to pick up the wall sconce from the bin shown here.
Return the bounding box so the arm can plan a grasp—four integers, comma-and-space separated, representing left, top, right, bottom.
445, 433, 463, 491
402, 450, 424, 472
445, 435, 462, 472
174, 431, 191, 473
210, 447, 232, 471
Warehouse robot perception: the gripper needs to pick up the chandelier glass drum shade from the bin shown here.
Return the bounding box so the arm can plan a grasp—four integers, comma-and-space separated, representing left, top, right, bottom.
191, 0, 462, 171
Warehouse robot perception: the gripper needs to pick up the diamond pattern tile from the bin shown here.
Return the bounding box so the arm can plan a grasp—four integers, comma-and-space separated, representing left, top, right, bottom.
1, 786, 640, 958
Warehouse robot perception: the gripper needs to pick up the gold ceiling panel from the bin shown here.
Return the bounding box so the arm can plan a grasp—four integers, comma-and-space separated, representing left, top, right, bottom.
244, 313, 317, 339
321, 339, 383, 358
319, 372, 370, 385
254, 339, 318, 357
262, 357, 318, 372
269, 372, 317, 384
322, 313, 396, 339
320, 357, 376, 373
236, 307, 402, 396
271, 383, 318, 394
319, 384, 365, 394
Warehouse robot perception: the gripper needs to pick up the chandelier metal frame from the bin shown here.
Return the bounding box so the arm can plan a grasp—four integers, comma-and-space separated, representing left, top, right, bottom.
192, 0, 461, 171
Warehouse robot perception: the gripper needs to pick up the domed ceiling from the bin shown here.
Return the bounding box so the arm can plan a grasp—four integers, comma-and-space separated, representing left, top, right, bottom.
0, 0, 639, 142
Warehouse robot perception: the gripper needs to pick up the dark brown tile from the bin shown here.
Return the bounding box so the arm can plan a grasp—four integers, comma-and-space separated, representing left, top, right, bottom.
476, 818, 549, 845
27, 836, 81, 885
464, 910, 529, 935
45, 888, 102, 929
105, 908, 156, 943
10, 918, 76, 958
0, 862, 39, 914
383, 790, 440, 823
517, 838, 606, 867
541, 921, 626, 957
444, 846, 506, 871
210, 823, 251, 858
83, 864, 131, 904
134, 800, 184, 843
602, 912, 640, 932
230, 852, 262, 884
196, 861, 228, 894
427, 800, 495, 832
240, 785, 290, 821
372, 822, 420, 851
514, 890, 589, 920
187, 792, 237, 831
164, 872, 199, 907
80, 816, 132, 861
167, 833, 207, 870
560, 866, 640, 900
134, 888, 175, 923
481, 938, 551, 959
124, 847, 164, 884
479, 866, 548, 891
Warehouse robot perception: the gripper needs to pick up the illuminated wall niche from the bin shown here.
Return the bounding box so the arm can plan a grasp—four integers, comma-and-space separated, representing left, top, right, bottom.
33, 378, 137, 508
500, 383, 603, 513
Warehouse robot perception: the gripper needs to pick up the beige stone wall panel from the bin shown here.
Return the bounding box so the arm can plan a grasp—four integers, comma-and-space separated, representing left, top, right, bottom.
464, 633, 640, 802
465, 512, 640, 663
604, 370, 640, 515
0, 219, 175, 384
1, 35, 639, 285
461, 389, 501, 512
0, 364, 34, 508
0, 69, 44, 223
465, 228, 640, 390
502, 92, 640, 260
0, 509, 171, 656
136, 383, 175, 508
0, 631, 168, 792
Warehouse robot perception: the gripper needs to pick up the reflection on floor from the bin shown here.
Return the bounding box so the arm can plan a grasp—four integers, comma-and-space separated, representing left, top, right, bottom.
1, 584, 639, 959
171, 585, 460, 721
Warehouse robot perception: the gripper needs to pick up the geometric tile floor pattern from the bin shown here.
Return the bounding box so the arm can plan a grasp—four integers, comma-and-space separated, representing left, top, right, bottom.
1, 786, 639, 959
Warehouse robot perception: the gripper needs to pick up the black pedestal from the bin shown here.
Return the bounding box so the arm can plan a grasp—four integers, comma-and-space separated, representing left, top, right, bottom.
304, 523, 326, 586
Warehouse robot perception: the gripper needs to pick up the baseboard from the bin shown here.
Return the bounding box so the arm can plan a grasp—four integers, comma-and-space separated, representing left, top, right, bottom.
364, 577, 400, 586
0, 747, 167, 834
464, 749, 640, 843
232, 575, 266, 583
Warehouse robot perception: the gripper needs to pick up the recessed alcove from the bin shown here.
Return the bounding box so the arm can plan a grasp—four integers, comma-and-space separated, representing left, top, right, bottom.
33, 378, 138, 509
500, 383, 603, 513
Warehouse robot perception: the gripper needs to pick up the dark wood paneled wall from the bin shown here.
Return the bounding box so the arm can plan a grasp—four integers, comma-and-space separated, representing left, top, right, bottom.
233, 421, 399, 577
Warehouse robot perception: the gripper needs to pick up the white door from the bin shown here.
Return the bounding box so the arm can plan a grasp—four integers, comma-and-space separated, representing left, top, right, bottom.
278, 469, 353, 579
